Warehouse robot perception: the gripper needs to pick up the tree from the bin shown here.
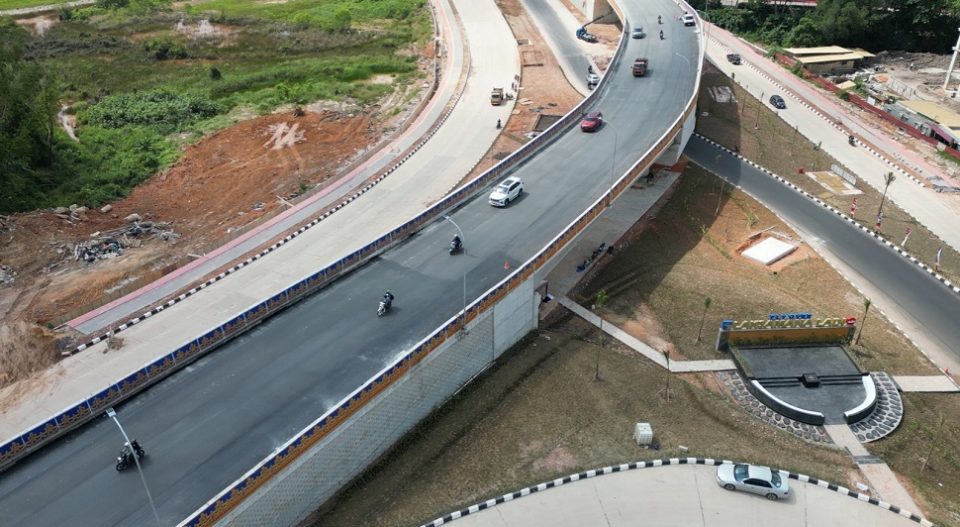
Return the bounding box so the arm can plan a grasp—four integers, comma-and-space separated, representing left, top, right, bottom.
0, 19, 61, 212
784, 16, 821, 47
877, 172, 895, 224
855, 297, 871, 345
592, 289, 608, 382
696, 297, 711, 343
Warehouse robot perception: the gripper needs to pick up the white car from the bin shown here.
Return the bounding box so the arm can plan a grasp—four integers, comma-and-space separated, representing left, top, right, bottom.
586, 72, 600, 87
716, 463, 790, 500
489, 176, 523, 207
683, 13, 696, 26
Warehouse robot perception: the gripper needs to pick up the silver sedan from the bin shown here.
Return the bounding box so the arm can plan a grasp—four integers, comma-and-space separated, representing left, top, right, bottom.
716, 463, 790, 500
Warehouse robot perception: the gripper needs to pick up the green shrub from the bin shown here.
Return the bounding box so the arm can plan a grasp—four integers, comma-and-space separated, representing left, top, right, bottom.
144, 37, 188, 60
80, 89, 222, 130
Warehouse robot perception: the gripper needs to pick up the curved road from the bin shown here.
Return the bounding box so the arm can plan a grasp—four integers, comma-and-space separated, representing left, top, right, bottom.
0, 0, 700, 525
686, 135, 960, 368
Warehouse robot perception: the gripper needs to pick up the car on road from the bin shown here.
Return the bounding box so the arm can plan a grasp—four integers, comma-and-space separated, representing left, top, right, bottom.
631, 26, 645, 39
769, 94, 787, 109
726, 53, 741, 65
683, 13, 696, 26
716, 463, 790, 500
586, 72, 600, 88
489, 176, 523, 207
580, 111, 603, 132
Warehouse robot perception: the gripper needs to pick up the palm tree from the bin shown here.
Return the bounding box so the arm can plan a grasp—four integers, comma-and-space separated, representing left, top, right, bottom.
855, 298, 871, 345
877, 172, 896, 224
696, 297, 712, 342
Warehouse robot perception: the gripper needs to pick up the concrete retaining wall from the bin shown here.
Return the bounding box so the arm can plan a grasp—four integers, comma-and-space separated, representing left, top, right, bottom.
214, 279, 535, 526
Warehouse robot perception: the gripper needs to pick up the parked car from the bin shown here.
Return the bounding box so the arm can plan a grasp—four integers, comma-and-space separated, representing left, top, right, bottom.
683, 13, 696, 26
631, 26, 645, 39
580, 111, 603, 132
716, 463, 790, 501
489, 176, 523, 207
769, 94, 787, 109
726, 53, 741, 65
586, 72, 600, 88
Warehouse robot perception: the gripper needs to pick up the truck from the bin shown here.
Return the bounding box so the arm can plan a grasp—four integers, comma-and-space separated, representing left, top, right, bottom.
490, 87, 504, 106
632, 58, 648, 77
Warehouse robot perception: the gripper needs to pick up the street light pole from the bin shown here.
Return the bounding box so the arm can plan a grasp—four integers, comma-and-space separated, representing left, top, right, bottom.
105, 408, 162, 527
443, 215, 468, 334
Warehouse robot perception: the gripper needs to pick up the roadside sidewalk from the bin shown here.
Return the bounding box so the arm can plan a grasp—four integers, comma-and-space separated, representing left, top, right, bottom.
705, 25, 960, 255
0, 0, 522, 445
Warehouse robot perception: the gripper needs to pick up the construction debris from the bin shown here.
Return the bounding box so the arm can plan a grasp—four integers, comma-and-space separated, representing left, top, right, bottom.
74, 221, 180, 263
0, 265, 16, 285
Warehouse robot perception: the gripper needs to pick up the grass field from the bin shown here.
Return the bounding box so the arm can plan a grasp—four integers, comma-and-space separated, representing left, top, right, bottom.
0, 0, 72, 11
3, 0, 430, 211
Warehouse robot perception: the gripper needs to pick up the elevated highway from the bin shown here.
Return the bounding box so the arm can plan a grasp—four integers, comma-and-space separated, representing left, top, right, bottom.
0, 0, 703, 525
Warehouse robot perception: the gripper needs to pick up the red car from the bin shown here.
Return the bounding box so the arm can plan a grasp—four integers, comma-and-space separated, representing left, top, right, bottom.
580, 111, 603, 132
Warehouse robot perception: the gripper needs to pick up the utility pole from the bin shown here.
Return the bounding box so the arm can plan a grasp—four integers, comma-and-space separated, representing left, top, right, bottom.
944, 28, 960, 91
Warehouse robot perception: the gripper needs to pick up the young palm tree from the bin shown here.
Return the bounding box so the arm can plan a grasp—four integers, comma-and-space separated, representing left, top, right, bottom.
877, 172, 896, 223
855, 297, 871, 345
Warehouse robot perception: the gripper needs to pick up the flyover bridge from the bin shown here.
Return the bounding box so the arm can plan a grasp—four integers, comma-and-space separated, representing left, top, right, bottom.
0, 1, 704, 525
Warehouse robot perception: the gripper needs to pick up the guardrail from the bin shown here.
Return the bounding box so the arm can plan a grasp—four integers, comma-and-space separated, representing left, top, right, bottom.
0, 0, 622, 473
180, 4, 706, 525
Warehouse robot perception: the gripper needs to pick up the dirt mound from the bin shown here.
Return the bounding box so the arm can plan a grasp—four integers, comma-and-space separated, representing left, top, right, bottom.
0, 109, 378, 331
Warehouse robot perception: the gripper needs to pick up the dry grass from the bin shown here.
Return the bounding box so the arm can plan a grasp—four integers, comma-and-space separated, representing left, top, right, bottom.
309, 314, 852, 527
578, 165, 937, 374
869, 393, 960, 526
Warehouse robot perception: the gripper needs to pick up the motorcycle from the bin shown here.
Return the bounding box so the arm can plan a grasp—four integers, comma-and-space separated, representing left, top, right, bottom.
848, 134, 856, 146
449, 237, 462, 255
378, 298, 392, 317
115, 441, 145, 472
659, 30, 664, 40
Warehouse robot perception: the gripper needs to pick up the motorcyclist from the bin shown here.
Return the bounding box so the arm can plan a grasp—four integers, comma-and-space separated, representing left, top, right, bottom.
452, 234, 462, 251
131, 439, 144, 457
658, 15, 662, 24
659, 29, 664, 40
848, 134, 855, 146
383, 291, 394, 308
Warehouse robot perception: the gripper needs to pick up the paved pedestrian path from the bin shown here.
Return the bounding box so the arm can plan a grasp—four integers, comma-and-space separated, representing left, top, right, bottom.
0, 0, 522, 444
705, 25, 960, 255
824, 424, 922, 515
558, 297, 736, 373
425, 463, 926, 527
893, 375, 960, 393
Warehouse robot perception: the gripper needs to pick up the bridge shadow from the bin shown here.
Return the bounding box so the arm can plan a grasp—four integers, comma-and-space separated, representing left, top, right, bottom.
573, 67, 747, 354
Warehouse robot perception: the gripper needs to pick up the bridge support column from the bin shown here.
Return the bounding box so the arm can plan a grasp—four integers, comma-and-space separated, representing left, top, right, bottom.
656, 106, 697, 167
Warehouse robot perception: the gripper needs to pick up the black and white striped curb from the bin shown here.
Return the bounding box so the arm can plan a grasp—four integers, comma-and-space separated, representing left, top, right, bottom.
695, 134, 960, 298
71, 21, 472, 355
420, 457, 934, 526
710, 36, 929, 188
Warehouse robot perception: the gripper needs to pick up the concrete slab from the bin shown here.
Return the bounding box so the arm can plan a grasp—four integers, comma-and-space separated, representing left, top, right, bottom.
742, 237, 797, 265
737, 346, 860, 379
894, 375, 960, 393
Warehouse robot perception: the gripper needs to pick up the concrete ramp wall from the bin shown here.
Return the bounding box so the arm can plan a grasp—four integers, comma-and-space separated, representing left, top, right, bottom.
214, 279, 536, 526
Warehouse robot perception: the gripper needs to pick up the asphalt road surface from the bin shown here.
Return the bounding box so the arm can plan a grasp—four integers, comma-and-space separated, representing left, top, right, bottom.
686, 135, 960, 363
0, 1, 700, 525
